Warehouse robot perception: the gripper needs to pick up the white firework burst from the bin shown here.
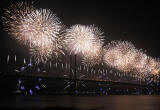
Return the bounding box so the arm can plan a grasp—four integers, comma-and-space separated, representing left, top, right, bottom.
20, 9, 64, 64
3, 2, 64, 64
18, 9, 62, 46
103, 41, 160, 75
103, 41, 136, 72
65, 24, 104, 65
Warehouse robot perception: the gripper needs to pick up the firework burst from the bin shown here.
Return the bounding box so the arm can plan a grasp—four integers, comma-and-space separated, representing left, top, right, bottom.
103, 41, 160, 75
18, 9, 62, 46
3, 2, 64, 64
65, 24, 104, 65
23, 9, 64, 64
103, 41, 136, 72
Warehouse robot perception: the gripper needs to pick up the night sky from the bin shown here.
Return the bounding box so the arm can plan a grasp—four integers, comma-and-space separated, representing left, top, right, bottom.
0, 0, 160, 60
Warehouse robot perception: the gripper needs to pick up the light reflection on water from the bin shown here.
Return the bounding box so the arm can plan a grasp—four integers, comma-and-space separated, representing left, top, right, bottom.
0, 95, 160, 110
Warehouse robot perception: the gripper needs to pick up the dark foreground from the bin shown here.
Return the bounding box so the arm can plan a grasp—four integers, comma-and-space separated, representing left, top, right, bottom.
0, 95, 160, 110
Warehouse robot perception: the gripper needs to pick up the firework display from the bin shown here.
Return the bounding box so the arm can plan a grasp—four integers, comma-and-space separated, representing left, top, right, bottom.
65, 25, 104, 65
103, 41, 160, 75
2, 2, 160, 76
1, 2, 160, 97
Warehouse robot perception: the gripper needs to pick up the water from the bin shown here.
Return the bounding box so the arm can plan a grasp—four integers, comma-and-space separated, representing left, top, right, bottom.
0, 95, 160, 110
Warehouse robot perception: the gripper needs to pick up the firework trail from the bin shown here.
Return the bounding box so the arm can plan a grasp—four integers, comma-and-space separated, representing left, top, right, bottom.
65, 24, 104, 65
2, 2, 64, 64
103, 41, 160, 75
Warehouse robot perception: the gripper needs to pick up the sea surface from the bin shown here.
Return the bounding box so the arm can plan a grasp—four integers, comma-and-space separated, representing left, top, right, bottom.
0, 95, 160, 110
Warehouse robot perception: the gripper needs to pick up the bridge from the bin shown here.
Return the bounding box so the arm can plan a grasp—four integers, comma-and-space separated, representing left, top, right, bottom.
0, 54, 160, 95
0, 72, 159, 95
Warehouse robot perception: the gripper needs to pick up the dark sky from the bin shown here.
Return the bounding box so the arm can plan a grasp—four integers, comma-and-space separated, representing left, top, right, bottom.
0, 0, 160, 59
